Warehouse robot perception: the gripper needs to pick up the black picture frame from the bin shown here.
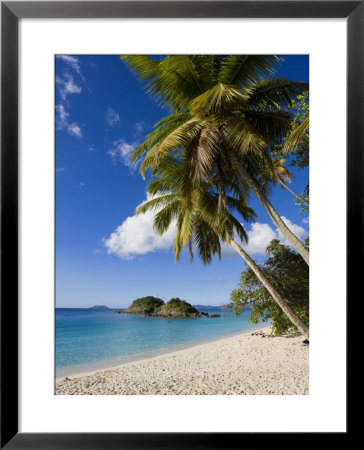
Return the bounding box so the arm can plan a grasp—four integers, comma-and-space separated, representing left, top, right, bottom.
1, 1, 356, 448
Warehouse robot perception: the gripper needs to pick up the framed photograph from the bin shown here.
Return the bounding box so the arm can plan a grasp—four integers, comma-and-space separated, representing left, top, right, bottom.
1, 1, 356, 447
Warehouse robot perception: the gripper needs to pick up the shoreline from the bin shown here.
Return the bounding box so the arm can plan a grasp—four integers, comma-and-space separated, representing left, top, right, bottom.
56, 326, 309, 395
56, 324, 271, 381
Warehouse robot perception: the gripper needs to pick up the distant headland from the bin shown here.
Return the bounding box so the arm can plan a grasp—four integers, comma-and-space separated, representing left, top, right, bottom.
114, 296, 221, 319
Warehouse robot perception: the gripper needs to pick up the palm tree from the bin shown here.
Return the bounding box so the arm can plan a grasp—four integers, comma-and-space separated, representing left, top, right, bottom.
259, 157, 309, 208
122, 55, 309, 265
136, 155, 309, 337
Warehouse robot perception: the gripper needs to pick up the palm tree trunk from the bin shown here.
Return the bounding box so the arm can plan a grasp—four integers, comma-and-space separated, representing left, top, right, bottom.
280, 181, 309, 208
230, 238, 309, 337
239, 165, 309, 266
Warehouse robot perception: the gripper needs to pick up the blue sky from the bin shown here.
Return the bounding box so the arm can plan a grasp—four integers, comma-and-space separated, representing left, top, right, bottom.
55, 55, 309, 308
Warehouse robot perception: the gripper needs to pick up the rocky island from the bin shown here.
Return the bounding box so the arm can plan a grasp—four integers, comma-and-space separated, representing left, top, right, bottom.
114, 296, 209, 318
88, 305, 110, 311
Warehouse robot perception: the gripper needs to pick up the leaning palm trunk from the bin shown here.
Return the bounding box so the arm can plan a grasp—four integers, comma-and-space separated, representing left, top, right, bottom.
230, 239, 309, 337
280, 181, 309, 208
238, 165, 309, 266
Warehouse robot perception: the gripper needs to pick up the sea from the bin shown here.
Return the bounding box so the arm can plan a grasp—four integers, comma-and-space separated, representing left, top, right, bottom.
55, 307, 267, 378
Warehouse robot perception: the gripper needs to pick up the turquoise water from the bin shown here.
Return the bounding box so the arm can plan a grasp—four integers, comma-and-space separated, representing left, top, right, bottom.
56, 307, 266, 377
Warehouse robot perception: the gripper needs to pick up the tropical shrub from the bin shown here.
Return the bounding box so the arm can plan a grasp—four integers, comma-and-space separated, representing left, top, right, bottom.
230, 239, 309, 335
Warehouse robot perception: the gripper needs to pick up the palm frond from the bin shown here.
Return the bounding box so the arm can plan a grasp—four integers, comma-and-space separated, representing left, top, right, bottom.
244, 109, 292, 144
225, 196, 257, 222
154, 118, 205, 160
135, 193, 178, 215
223, 116, 267, 155
229, 150, 273, 198
193, 218, 221, 264
219, 55, 282, 86
132, 113, 191, 163
249, 78, 308, 108
139, 146, 158, 179
190, 83, 250, 116
173, 217, 183, 261
283, 116, 309, 153
187, 125, 221, 184
228, 214, 248, 244
124, 55, 218, 111
178, 207, 195, 249
121, 55, 159, 82
153, 200, 180, 235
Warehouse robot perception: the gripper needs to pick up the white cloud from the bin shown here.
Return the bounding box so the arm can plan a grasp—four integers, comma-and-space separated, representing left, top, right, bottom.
108, 139, 137, 167
302, 216, 309, 224
134, 121, 145, 137
67, 122, 82, 138
103, 194, 176, 260
56, 57, 84, 139
103, 195, 308, 261
56, 104, 69, 126
220, 222, 277, 258
56, 104, 82, 138
221, 217, 307, 258
105, 108, 120, 127
56, 73, 82, 101
56, 55, 84, 80
245, 222, 278, 254
56, 167, 65, 174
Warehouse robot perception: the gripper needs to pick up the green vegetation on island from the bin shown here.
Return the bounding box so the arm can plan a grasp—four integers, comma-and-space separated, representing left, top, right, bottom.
160, 298, 201, 317
117, 296, 164, 315
114, 296, 209, 318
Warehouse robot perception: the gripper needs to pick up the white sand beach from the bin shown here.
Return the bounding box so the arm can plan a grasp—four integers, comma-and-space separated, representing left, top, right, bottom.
55, 328, 308, 395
